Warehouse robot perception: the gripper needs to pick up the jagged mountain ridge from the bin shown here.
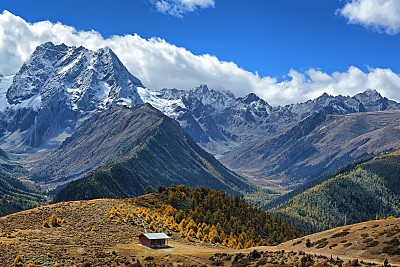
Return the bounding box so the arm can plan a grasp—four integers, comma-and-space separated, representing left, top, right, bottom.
140, 85, 400, 156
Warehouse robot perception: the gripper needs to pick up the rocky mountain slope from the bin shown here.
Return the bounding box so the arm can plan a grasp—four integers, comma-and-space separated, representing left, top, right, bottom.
270, 152, 400, 232
221, 111, 400, 189
31, 104, 251, 198
138, 85, 400, 189
144, 86, 400, 157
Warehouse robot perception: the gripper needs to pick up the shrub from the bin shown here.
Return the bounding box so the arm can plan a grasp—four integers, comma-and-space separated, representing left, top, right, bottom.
13, 255, 23, 266
315, 238, 329, 249
329, 244, 338, 249
48, 214, 61, 227
255, 257, 267, 267
331, 231, 350, 238
344, 243, 352, 247
382, 237, 400, 255
366, 241, 379, 247
250, 250, 261, 259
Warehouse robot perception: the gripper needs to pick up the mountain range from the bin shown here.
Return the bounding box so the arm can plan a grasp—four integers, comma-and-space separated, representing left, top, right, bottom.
1, 41, 400, 199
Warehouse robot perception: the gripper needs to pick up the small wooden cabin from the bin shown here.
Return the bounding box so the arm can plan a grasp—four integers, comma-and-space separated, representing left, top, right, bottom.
138, 233, 170, 248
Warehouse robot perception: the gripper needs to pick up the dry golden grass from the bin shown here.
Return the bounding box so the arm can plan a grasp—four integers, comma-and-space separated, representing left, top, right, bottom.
1, 197, 399, 266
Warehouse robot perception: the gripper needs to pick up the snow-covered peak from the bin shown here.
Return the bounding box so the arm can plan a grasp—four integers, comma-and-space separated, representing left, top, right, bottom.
157, 88, 187, 100
188, 84, 236, 112
235, 93, 273, 114
6, 42, 144, 111
354, 89, 382, 102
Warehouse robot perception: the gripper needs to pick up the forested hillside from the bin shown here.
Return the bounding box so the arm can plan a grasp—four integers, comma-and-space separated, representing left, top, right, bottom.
273, 153, 400, 233
0, 172, 46, 216
152, 185, 300, 248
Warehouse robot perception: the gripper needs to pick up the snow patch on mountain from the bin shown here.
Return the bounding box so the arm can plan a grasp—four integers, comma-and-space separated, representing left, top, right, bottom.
137, 87, 185, 119
0, 75, 13, 112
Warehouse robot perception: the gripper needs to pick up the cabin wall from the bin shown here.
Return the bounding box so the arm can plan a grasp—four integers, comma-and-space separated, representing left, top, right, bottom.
139, 236, 151, 247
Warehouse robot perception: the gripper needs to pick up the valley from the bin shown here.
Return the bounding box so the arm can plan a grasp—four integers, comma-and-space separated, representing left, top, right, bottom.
0, 193, 399, 266
0, 41, 400, 266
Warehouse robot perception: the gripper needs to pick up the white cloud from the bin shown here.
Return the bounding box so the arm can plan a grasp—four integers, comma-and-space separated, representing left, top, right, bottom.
339, 0, 400, 35
0, 10, 399, 106
150, 0, 215, 17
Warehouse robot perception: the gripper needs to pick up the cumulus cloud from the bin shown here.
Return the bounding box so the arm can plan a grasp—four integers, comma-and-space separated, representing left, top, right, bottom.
150, 0, 215, 17
0, 10, 399, 106
339, 0, 400, 35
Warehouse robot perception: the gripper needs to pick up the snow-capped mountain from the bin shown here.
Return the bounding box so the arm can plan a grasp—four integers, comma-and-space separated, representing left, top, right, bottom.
1, 42, 144, 148
140, 86, 400, 155
6, 42, 143, 110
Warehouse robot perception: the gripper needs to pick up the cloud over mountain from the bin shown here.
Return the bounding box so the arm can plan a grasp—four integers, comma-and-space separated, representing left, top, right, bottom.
0, 10, 399, 106
339, 0, 400, 35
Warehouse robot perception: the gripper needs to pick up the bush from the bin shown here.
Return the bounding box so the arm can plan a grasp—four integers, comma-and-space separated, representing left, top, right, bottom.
331, 231, 350, 238
45, 213, 61, 227
366, 240, 379, 247
343, 243, 352, 247
255, 258, 267, 267
382, 238, 400, 255
13, 255, 23, 267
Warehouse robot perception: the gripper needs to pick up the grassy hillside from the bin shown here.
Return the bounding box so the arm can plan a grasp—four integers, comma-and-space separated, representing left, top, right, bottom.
1, 187, 299, 266
274, 217, 400, 265
54, 106, 252, 202
0, 172, 46, 216
273, 153, 400, 233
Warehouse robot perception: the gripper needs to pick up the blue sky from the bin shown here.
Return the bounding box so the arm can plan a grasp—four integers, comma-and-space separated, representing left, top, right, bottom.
0, 0, 399, 105
3, 0, 399, 77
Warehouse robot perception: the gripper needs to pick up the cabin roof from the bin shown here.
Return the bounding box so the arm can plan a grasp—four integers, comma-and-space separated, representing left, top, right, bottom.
141, 233, 170, 240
